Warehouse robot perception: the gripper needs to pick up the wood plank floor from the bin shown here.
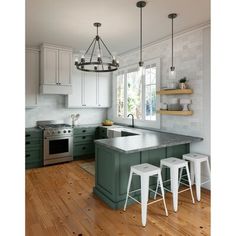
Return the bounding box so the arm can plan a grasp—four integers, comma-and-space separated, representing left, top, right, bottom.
26, 160, 210, 236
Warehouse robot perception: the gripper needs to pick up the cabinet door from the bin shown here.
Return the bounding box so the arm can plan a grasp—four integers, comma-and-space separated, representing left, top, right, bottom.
25, 49, 39, 107
43, 47, 58, 85
83, 72, 97, 107
97, 73, 111, 107
67, 60, 83, 107
58, 50, 72, 85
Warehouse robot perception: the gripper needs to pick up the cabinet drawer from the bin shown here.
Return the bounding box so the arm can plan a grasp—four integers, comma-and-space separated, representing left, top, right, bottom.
74, 135, 95, 144
25, 149, 42, 163
25, 130, 42, 140
99, 127, 107, 137
25, 139, 42, 150
74, 143, 95, 156
74, 127, 97, 135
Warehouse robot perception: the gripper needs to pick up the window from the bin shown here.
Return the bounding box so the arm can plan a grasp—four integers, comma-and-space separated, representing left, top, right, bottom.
127, 70, 142, 119
115, 59, 160, 123
145, 65, 157, 120
117, 73, 124, 118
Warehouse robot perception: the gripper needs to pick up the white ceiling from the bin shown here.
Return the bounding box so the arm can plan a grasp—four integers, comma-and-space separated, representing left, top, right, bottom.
26, 0, 210, 54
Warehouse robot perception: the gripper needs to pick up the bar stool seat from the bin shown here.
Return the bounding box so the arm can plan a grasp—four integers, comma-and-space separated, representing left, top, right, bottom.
182, 153, 211, 201
123, 163, 168, 227
157, 157, 195, 212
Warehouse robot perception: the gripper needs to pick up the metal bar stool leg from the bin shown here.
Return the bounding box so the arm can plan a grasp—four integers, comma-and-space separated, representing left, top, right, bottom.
154, 175, 159, 200
171, 167, 179, 212
140, 175, 149, 227
186, 165, 195, 204
190, 161, 195, 184
206, 160, 211, 180
194, 161, 201, 201
124, 170, 133, 211
178, 167, 183, 188
159, 174, 168, 216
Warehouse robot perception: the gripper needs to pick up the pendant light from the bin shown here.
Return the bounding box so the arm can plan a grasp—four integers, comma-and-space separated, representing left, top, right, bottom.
168, 13, 178, 79
75, 22, 119, 72
136, 1, 146, 74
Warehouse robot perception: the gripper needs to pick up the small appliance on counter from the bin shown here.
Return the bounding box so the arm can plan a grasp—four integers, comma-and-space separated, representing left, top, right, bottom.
37, 120, 73, 166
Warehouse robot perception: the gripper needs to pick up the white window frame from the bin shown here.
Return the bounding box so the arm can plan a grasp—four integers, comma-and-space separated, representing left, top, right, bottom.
113, 58, 161, 129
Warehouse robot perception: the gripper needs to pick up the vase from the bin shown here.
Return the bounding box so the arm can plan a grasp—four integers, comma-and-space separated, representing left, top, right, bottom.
179, 83, 186, 89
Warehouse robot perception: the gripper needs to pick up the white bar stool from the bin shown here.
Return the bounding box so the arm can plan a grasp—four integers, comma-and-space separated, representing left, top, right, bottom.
182, 153, 211, 201
157, 157, 195, 212
123, 163, 168, 227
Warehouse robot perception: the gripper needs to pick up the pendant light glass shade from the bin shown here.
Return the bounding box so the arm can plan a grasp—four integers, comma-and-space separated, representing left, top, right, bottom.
168, 13, 177, 80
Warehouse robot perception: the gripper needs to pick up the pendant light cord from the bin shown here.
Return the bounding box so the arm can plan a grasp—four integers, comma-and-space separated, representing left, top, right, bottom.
171, 17, 173, 68
140, 6, 143, 64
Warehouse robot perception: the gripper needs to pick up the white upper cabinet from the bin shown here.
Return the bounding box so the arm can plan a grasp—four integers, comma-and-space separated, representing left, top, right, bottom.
97, 73, 111, 107
25, 48, 39, 108
66, 54, 111, 108
40, 43, 72, 94
83, 72, 97, 107
66, 57, 83, 107
58, 50, 72, 85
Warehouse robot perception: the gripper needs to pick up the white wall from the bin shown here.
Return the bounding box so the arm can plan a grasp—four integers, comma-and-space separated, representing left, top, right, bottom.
25, 94, 107, 127
108, 24, 211, 189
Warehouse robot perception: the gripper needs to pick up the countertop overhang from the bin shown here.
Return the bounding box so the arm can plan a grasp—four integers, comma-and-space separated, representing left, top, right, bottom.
94, 126, 203, 153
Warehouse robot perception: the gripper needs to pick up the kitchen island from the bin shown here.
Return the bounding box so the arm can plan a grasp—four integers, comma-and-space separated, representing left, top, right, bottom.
93, 127, 202, 209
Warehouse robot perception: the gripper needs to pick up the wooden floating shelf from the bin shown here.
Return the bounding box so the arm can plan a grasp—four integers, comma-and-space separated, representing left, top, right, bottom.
158, 110, 193, 116
157, 89, 193, 95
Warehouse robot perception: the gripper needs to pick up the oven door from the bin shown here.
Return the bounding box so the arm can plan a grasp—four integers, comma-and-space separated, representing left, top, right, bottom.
44, 135, 73, 161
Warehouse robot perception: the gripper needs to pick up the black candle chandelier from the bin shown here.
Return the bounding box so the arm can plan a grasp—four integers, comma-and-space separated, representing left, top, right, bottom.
75, 22, 119, 72
168, 13, 178, 79
136, 1, 146, 69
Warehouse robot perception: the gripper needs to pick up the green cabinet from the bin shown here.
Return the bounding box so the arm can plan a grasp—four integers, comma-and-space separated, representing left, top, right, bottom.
25, 128, 43, 169
94, 143, 190, 209
98, 126, 108, 139
73, 126, 97, 160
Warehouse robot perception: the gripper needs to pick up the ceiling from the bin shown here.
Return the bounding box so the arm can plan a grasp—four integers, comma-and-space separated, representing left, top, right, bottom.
26, 0, 210, 54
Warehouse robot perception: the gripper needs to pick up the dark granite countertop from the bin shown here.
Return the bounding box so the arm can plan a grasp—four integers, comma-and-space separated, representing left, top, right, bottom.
94, 126, 203, 154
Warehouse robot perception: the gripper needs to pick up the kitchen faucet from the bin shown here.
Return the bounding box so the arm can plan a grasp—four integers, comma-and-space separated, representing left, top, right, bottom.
127, 114, 134, 128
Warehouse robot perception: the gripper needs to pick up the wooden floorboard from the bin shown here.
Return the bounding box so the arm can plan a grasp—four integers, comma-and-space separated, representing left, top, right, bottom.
26, 160, 210, 236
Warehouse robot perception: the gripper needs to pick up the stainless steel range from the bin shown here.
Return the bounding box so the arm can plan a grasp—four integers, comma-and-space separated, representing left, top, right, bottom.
37, 121, 73, 166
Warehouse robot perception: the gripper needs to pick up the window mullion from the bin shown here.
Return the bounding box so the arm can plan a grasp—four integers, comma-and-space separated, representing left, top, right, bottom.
142, 69, 146, 121
124, 70, 127, 118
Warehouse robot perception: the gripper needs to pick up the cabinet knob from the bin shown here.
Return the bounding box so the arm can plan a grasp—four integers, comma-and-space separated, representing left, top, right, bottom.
26, 134, 30, 137
26, 141, 30, 145
82, 147, 86, 150
26, 154, 30, 158
82, 136, 86, 139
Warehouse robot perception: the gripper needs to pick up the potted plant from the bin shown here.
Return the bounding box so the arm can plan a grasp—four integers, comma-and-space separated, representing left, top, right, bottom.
179, 77, 187, 89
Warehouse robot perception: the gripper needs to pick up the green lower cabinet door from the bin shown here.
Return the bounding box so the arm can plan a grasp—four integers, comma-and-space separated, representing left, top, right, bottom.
25, 149, 43, 169
73, 143, 95, 159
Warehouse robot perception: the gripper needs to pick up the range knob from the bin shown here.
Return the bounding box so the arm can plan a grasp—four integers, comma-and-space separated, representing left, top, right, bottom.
58, 131, 61, 134
68, 130, 71, 133
63, 130, 66, 133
